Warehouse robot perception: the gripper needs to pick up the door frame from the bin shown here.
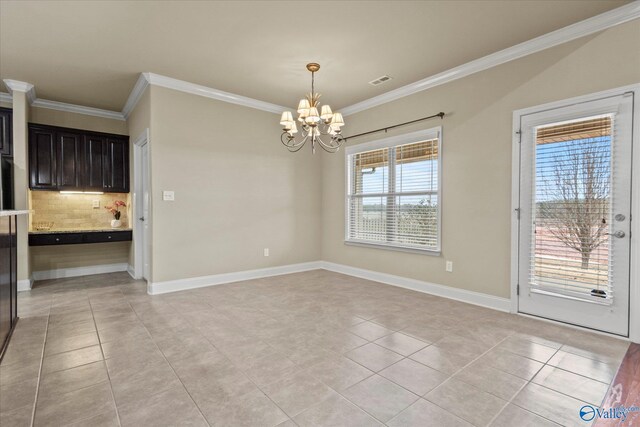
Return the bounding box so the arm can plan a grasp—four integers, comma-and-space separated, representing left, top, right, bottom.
511, 84, 640, 342
132, 128, 151, 281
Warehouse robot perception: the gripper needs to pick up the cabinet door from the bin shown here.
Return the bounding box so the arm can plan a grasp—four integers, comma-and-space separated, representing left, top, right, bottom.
0, 217, 11, 353
0, 108, 12, 157
104, 138, 129, 192
56, 131, 83, 191
84, 135, 105, 191
29, 126, 57, 190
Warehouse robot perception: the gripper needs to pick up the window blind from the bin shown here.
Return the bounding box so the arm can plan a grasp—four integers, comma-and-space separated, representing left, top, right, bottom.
530, 115, 613, 300
347, 135, 441, 252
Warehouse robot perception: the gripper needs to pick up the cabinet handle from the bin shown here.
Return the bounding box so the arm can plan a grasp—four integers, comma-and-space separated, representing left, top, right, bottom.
55, 238, 60, 242
108, 236, 112, 239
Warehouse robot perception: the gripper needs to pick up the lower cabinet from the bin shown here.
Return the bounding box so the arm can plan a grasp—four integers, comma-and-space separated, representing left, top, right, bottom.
0, 215, 18, 362
29, 230, 133, 246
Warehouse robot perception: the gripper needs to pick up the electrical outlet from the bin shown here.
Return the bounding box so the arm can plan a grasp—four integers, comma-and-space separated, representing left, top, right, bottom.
446, 261, 453, 272
163, 191, 175, 201
263, 248, 269, 257
92, 200, 100, 208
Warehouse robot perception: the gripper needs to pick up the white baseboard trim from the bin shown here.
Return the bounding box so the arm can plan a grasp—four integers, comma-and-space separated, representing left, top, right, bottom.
319, 261, 512, 313
147, 259, 510, 313
148, 261, 324, 295
32, 263, 129, 281
17, 277, 34, 292
126, 265, 138, 280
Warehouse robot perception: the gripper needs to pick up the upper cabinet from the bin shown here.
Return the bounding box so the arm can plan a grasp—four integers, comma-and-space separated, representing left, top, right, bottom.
29, 126, 57, 190
104, 138, 129, 193
29, 124, 129, 193
0, 108, 12, 157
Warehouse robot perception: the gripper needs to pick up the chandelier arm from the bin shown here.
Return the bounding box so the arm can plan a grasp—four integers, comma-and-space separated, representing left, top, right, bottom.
280, 132, 307, 150
314, 134, 345, 153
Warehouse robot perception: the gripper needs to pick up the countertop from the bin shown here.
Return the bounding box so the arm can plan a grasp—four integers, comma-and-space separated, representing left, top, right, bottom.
0, 210, 30, 217
29, 228, 133, 234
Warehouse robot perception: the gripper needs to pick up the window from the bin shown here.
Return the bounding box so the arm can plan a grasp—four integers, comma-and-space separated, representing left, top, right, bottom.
346, 128, 441, 253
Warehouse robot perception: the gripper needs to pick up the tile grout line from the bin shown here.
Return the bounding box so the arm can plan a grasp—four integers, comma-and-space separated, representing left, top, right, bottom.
182, 301, 307, 424
29, 294, 53, 427
88, 287, 124, 427
127, 296, 213, 427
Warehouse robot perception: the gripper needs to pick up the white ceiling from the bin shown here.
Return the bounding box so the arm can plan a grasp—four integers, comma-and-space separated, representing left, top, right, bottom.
0, 1, 630, 112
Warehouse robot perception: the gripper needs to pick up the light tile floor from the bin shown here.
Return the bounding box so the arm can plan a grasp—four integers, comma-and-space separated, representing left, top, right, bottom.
0, 270, 630, 427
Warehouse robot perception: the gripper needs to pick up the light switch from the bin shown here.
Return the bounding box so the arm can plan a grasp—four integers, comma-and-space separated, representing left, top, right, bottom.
92, 200, 100, 208
264, 248, 269, 257
446, 261, 453, 272
163, 191, 175, 201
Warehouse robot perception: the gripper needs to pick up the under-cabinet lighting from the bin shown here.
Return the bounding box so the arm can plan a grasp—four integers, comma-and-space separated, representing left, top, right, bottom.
59, 191, 104, 195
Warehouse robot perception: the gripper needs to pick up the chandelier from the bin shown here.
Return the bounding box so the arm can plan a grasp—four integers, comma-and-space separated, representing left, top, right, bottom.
280, 63, 345, 153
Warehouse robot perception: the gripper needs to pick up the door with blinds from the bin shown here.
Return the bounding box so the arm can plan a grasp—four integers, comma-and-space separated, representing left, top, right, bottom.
517, 93, 633, 336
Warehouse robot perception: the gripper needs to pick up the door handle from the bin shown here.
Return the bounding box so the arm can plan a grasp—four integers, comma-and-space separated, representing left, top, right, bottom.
608, 230, 625, 238
139, 217, 145, 222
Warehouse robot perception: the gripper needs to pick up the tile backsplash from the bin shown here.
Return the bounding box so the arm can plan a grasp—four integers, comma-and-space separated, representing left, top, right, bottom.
29, 191, 131, 231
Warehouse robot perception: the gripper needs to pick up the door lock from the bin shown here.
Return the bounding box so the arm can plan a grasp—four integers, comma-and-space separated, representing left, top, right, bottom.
614, 214, 626, 222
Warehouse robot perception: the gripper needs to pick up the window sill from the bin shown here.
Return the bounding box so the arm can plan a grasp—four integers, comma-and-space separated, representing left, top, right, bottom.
344, 240, 441, 256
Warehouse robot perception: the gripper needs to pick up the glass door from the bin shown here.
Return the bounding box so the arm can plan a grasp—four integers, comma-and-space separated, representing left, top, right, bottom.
517, 93, 633, 336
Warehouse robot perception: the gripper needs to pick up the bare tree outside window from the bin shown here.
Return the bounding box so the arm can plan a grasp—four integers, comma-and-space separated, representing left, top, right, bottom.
537, 136, 610, 270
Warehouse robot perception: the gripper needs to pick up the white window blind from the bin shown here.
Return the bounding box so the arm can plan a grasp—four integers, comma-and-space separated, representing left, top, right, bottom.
346, 128, 441, 253
530, 115, 613, 300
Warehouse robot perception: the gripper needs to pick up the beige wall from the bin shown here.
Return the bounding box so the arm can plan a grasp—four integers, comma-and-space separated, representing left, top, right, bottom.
12, 92, 30, 281
29, 106, 127, 135
321, 20, 640, 299
125, 87, 151, 270
148, 86, 322, 282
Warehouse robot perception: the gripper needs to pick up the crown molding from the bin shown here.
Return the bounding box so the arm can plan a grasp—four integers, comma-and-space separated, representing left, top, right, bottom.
2, 80, 125, 120
3, 79, 36, 104
341, 2, 640, 116
122, 73, 151, 119
31, 98, 125, 121
144, 72, 287, 114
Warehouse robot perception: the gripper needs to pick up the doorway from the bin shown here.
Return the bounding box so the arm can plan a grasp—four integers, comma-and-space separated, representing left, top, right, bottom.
133, 129, 151, 282
512, 87, 639, 337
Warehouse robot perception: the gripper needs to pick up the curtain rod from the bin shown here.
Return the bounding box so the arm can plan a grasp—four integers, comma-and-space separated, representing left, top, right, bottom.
342, 112, 445, 141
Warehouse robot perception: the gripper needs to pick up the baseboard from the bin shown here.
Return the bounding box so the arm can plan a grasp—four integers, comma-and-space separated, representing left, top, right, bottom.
147, 259, 510, 312
17, 277, 33, 292
319, 261, 512, 313
32, 263, 129, 281
148, 261, 323, 295
126, 265, 138, 280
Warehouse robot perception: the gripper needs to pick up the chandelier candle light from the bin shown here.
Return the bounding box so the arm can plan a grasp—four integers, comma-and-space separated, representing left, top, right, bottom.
280, 63, 345, 153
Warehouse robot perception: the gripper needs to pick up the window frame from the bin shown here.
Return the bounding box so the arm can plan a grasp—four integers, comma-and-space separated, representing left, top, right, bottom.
344, 127, 442, 255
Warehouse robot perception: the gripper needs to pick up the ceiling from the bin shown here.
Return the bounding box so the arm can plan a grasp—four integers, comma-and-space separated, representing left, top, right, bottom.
0, 1, 630, 112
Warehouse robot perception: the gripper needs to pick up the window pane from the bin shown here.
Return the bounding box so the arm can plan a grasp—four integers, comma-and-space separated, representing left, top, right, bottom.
395, 195, 439, 247
532, 116, 611, 298
395, 140, 438, 193
352, 148, 389, 194
348, 196, 387, 242
346, 131, 441, 252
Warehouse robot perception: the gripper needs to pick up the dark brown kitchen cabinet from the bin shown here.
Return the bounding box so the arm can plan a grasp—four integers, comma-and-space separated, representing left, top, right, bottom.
104, 138, 129, 193
85, 135, 106, 191
28, 124, 129, 192
0, 108, 12, 157
29, 126, 57, 190
0, 214, 18, 362
57, 131, 84, 191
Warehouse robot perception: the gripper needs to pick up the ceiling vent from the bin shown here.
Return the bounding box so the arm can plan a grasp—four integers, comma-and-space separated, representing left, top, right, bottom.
369, 75, 392, 86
